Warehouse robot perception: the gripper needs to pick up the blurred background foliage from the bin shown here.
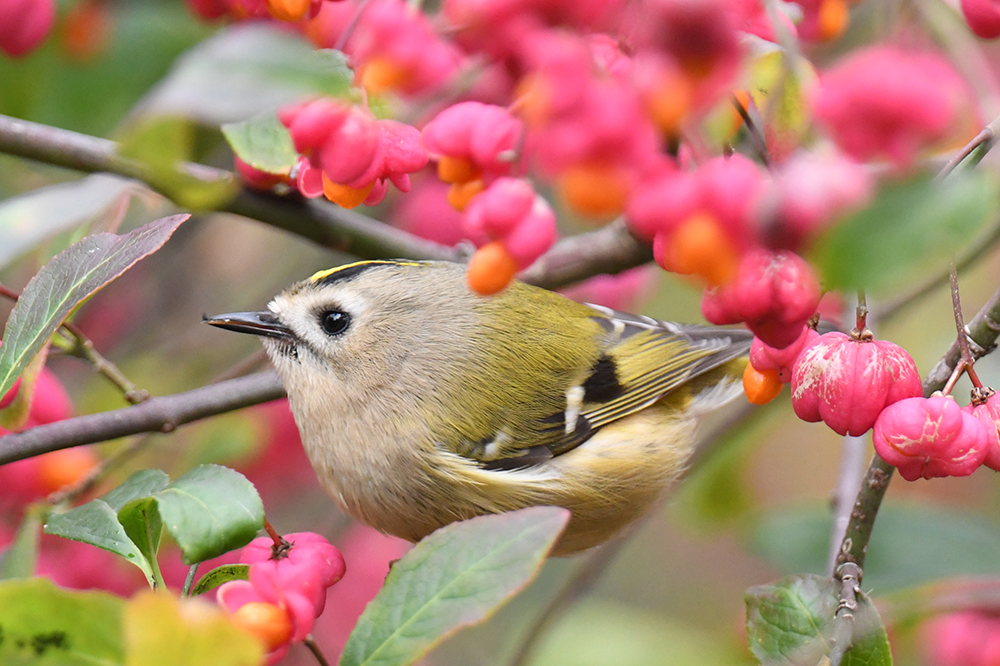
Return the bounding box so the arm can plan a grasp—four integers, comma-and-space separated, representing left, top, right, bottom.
4, 2, 1000, 665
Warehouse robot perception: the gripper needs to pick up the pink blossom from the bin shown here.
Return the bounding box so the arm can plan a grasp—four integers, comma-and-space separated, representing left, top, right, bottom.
635, 0, 743, 106
923, 611, 1000, 666
750, 327, 820, 384
422, 102, 523, 181
442, 0, 625, 60
279, 99, 427, 206
218, 532, 346, 663
963, 391, 1000, 471
0, 0, 55, 57
962, 0, 1000, 39
701, 249, 821, 348
874, 396, 988, 481
391, 177, 466, 246
587, 33, 631, 80
463, 178, 557, 268
768, 151, 873, 249
308, 525, 411, 659
348, 0, 463, 96
813, 47, 974, 167
626, 163, 700, 241
627, 155, 764, 249
791, 332, 923, 436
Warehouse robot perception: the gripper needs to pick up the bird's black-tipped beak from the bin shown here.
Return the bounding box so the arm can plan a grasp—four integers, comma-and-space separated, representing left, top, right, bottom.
203, 311, 294, 341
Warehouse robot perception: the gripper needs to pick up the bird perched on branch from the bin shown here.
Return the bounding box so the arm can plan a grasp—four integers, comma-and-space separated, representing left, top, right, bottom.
206, 260, 751, 555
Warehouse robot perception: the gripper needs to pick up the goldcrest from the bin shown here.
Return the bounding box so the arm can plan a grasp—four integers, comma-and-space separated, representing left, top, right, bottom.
206, 260, 752, 556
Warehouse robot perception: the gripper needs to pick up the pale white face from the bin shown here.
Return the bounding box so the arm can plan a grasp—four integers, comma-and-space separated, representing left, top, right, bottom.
259, 261, 480, 401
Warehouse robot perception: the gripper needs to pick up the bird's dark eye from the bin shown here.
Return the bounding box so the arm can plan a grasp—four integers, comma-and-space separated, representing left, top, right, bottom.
319, 310, 351, 336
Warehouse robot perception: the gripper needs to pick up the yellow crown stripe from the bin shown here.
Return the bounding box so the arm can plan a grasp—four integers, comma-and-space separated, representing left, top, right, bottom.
309, 260, 423, 283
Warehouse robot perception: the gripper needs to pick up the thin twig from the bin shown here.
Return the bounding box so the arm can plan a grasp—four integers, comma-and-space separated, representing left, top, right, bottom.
950, 266, 983, 389
182, 564, 199, 597
829, 562, 862, 666
0, 371, 285, 465
855, 290, 868, 333
951, 266, 972, 364
61, 323, 150, 404
730, 95, 771, 167
938, 127, 997, 179
875, 217, 1000, 322
0, 285, 150, 404
303, 637, 332, 666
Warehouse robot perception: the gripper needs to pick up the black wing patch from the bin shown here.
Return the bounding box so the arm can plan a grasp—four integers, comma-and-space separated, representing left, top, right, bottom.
582, 355, 623, 403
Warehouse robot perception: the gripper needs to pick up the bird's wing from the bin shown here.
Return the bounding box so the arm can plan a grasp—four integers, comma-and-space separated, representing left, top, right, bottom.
477, 305, 752, 468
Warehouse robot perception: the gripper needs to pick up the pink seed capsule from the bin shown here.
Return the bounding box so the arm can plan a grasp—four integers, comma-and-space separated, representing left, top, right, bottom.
874, 395, 989, 481
791, 331, 922, 436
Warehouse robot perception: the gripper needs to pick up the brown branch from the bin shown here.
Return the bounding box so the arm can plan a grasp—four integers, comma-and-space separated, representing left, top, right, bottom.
517, 219, 653, 289
0, 114, 653, 290
0, 371, 285, 465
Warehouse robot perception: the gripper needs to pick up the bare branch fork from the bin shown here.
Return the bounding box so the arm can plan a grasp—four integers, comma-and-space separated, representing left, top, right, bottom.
827, 276, 1000, 666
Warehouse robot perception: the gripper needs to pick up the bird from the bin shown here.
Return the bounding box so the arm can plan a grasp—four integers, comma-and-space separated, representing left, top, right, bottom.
205, 259, 752, 556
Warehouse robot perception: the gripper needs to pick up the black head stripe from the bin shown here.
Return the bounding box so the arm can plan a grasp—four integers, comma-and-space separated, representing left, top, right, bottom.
310, 260, 424, 287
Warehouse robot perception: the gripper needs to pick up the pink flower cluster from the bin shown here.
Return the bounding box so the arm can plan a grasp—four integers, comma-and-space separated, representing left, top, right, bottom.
463, 178, 556, 269
925, 611, 1000, 666
813, 46, 975, 168
278, 98, 427, 208
422, 101, 523, 211
218, 532, 346, 664
0, 0, 54, 57
702, 249, 821, 349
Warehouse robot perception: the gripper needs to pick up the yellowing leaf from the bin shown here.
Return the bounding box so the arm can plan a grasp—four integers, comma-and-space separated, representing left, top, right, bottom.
123, 591, 263, 666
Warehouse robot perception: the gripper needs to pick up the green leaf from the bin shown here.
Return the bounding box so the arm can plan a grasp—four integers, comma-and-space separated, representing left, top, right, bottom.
191, 564, 250, 596
221, 114, 298, 175
0, 214, 189, 398
123, 590, 263, 666
45, 499, 159, 588
103, 469, 171, 511
119, 498, 166, 590
154, 464, 264, 565
0, 507, 44, 580
116, 117, 238, 210
0, 577, 124, 666
811, 171, 1000, 294
0, 174, 141, 271
745, 574, 891, 666
340, 506, 570, 666
138, 24, 354, 124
